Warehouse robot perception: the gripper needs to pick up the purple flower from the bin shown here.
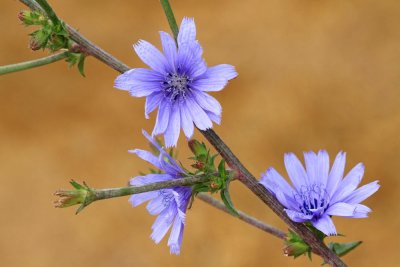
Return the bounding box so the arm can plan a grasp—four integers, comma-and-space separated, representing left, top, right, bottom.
128, 130, 192, 254
114, 17, 237, 147
260, 150, 380, 236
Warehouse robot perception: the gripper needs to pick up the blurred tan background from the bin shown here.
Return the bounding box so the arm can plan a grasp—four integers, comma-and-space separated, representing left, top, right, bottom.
0, 0, 399, 266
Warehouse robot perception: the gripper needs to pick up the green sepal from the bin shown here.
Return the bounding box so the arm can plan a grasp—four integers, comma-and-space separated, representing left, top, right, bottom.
29, 27, 51, 50
189, 140, 217, 173
188, 140, 208, 158
284, 229, 312, 259
70, 179, 85, 190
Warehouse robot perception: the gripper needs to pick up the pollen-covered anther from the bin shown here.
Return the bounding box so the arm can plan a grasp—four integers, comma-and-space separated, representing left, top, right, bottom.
163, 73, 190, 102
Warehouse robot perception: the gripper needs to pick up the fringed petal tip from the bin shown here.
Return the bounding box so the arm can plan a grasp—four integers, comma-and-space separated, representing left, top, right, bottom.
169, 244, 181, 255
178, 17, 196, 46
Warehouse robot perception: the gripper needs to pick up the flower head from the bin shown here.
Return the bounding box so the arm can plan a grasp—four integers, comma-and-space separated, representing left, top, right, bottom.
114, 17, 237, 147
128, 130, 192, 254
260, 150, 380, 236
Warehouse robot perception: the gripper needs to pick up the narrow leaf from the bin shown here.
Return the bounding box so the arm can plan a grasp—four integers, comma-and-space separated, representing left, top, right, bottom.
77, 54, 86, 77
221, 188, 239, 217
329, 241, 362, 257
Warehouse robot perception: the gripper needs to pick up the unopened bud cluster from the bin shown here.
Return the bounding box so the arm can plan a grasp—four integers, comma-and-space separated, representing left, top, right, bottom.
18, 10, 87, 76
188, 140, 238, 215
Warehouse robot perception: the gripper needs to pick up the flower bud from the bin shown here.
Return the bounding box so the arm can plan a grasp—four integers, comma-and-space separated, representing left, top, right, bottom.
18, 10, 45, 26
17, 11, 26, 22
188, 139, 208, 158
283, 241, 310, 258
29, 29, 50, 51
29, 38, 41, 51
54, 188, 87, 208
53, 180, 90, 208
18, 10, 33, 24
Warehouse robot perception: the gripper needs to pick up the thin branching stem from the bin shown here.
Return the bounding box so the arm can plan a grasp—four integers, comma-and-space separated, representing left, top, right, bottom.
0, 51, 68, 75
197, 193, 286, 239
54, 174, 210, 213
55, 174, 285, 240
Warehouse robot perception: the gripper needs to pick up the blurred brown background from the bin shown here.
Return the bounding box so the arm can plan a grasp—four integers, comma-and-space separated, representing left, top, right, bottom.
0, 0, 398, 266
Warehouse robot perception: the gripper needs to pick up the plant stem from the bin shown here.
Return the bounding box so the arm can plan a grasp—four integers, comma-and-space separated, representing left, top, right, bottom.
55, 175, 286, 240
0, 51, 68, 75
18, 0, 130, 73
55, 174, 210, 213
159, 0, 179, 41
197, 193, 286, 240
95, 175, 208, 200
19, 0, 346, 265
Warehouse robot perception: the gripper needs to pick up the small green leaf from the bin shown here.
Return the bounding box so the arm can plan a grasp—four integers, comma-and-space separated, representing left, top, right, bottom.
188, 140, 208, 158
329, 241, 362, 257
220, 187, 239, 217
77, 54, 86, 77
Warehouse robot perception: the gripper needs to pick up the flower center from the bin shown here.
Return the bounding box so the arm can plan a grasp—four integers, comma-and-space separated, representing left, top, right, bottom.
294, 183, 329, 217
163, 72, 191, 102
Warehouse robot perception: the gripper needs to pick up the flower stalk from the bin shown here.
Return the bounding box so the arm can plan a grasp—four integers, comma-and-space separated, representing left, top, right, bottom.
159, 0, 179, 41
0, 51, 68, 75
54, 174, 210, 214
196, 193, 287, 240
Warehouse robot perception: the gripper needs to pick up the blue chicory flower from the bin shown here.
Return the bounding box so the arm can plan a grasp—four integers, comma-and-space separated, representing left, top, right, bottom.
128, 130, 192, 254
114, 17, 238, 147
260, 150, 380, 236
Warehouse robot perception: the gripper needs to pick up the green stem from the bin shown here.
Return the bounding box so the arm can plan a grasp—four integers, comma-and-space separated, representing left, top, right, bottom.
93, 175, 208, 200
55, 174, 210, 213
0, 51, 68, 76
35, 0, 60, 25
54, 175, 287, 240
160, 0, 179, 41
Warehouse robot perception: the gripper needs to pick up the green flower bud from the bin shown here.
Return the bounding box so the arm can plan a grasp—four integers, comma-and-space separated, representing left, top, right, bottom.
283, 241, 310, 258
188, 140, 207, 158
18, 10, 46, 26
29, 28, 51, 51
54, 188, 87, 208
53, 180, 89, 208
